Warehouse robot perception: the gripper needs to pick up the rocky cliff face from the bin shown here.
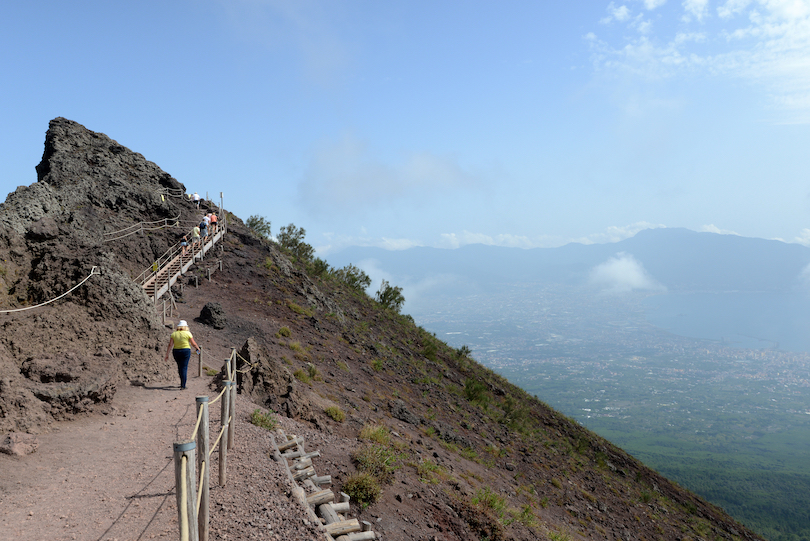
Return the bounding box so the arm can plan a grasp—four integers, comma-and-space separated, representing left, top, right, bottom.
0, 118, 198, 433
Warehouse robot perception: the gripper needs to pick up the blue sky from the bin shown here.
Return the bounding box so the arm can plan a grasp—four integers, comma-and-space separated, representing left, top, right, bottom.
2, 0, 810, 255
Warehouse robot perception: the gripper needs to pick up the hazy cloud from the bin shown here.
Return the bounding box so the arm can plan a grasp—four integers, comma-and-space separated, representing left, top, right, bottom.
298, 133, 480, 217
794, 228, 810, 246
589, 252, 666, 292
438, 231, 537, 249
643, 0, 668, 9
220, 0, 350, 88
602, 3, 633, 23
576, 222, 667, 244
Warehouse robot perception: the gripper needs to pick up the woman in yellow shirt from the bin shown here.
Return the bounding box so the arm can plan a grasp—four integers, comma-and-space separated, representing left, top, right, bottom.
164, 320, 201, 389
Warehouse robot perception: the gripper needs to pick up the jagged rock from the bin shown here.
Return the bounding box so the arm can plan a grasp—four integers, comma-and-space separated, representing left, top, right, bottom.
235, 337, 312, 421
429, 420, 472, 448
390, 399, 420, 425
200, 302, 227, 329
0, 118, 194, 432
21, 352, 118, 419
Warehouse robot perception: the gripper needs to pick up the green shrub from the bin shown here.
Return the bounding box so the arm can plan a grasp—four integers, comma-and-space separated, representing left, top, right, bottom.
414, 458, 447, 484
287, 300, 314, 317
307, 257, 330, 277
374, 279, 405, 313
352, 444, 403, 483
332, 264, 371, 292
472, 486, 507, 518
359, 424, 390, 445
246, 215, 271, 239
370, 358, 384, 372
276, 326, 291, 338
250, 409, 277, 431
343, 472, 381, 507
293, 369, 311, 384
463, 378, 489, 405
277, 223, 314, 263
325, 406, 345, 422
422, 342, 438, 362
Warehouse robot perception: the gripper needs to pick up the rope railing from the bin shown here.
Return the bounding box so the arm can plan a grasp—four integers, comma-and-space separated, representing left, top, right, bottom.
103, 214, 182, 242
174, 349, 240, 541
0, 266, 100, 314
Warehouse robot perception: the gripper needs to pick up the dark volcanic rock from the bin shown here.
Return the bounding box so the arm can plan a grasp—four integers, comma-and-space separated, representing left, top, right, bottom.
199, 302, 227, 329
0, 118, 204, 433
390, 398, 420, 425
235, 337, 312, 421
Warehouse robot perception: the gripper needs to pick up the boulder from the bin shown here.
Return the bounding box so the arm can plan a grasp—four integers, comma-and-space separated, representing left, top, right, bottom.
199, 302, 227, 329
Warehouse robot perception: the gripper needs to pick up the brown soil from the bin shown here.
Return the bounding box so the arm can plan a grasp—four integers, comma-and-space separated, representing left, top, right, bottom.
0, 372, 323, 541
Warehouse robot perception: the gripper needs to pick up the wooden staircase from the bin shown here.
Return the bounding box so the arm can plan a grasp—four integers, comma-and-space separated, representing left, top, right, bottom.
140, 225, 227, 303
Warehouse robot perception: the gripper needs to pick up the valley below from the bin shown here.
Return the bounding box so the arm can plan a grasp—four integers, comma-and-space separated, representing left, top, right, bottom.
412, 283, 810, 541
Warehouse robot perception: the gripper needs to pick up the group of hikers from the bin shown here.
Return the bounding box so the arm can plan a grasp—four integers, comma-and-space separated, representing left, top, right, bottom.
180, 196, 219, 256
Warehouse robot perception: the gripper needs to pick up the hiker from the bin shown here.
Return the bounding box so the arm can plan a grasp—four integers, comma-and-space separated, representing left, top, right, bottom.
210, 212, 218, 234
164, 320, 200, 390
192, 192, 201, 209
191, 224, 201, 249
180, 234, 189, 256
200, 218, 208, 240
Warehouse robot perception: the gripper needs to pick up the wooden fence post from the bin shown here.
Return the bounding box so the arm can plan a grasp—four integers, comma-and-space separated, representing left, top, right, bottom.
196, 397, 210, 541
228, 379, 236, 450
198, 349, 203, 378
173, 441, 199, 541
219, 382, 230, 486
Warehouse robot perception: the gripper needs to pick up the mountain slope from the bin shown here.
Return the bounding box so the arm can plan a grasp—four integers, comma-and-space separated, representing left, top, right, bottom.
0, 118, 765, 541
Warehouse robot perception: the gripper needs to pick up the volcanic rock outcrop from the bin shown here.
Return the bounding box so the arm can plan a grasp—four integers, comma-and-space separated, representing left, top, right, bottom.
0, 118, 202, 432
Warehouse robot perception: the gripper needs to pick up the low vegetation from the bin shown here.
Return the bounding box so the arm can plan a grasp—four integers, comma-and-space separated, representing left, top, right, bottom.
249, 409, 277, 431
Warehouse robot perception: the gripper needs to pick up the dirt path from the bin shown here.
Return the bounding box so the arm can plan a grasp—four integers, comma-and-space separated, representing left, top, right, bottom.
0, 369, 321, 541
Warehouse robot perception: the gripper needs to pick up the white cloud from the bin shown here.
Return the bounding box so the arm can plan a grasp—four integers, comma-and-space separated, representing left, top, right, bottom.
683, 0, 710, 22
602, 2, 633, 23
643, 0, 668, 9
589, 0, 810, 118
700, 224, 741, 235
718, 0, 753, 19
589, 252, 666, 292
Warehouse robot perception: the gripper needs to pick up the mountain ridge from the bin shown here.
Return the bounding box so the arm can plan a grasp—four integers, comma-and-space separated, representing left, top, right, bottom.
330, 228, 810, 294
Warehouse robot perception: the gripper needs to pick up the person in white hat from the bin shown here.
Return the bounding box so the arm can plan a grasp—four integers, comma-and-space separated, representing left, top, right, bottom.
164, 320, 201, 389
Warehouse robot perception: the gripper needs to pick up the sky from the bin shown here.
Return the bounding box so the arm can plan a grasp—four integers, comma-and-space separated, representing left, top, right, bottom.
2, 0, 810, 256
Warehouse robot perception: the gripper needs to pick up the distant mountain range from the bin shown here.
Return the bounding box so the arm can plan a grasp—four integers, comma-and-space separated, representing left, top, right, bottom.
329, 228, 810, 294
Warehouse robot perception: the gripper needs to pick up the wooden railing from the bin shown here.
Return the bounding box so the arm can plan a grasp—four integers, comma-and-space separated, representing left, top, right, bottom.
173, 350, 239, 541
